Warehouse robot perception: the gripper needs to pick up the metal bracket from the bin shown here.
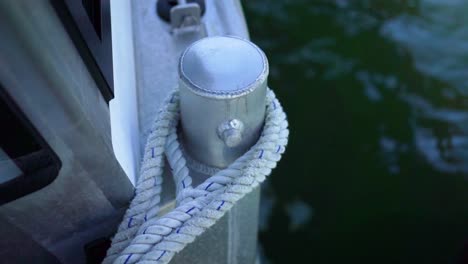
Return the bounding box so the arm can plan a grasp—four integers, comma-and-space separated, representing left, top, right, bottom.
170, 2, 202, 32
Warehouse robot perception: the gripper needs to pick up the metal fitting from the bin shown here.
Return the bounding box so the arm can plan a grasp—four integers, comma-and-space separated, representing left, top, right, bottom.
178, 36, 269, 168
217, 119, 245, 148
156, 0, 206, 31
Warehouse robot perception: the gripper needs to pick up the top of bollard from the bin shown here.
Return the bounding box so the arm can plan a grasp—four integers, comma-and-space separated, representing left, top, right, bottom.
179, 36, 269, 99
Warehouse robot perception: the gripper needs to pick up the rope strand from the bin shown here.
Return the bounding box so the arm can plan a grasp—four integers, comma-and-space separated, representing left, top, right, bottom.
104, 89, 288, 264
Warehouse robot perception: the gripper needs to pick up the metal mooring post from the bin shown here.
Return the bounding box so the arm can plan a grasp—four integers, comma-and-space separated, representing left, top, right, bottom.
174, 36, 268, 263
179, 36, 268, 168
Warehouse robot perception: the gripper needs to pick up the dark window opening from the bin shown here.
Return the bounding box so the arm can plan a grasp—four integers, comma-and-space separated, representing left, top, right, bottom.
0, 87, 61, 205
52, 0, 114, 102
82, 0, 102, 40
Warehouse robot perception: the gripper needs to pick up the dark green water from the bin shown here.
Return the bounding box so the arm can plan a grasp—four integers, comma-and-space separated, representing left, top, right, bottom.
243, 1, 468, 263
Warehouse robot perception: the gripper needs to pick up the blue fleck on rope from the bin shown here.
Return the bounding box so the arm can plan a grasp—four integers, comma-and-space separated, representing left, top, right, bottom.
123, 254, 133, 264
217, 200, 225, 211
156, 251, 166, 261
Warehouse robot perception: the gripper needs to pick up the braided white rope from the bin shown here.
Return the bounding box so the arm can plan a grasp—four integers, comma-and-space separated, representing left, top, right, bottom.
104, 89, 288, 264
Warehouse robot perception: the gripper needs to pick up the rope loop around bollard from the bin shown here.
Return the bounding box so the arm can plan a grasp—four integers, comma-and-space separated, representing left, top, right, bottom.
103, 88, 289, 264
